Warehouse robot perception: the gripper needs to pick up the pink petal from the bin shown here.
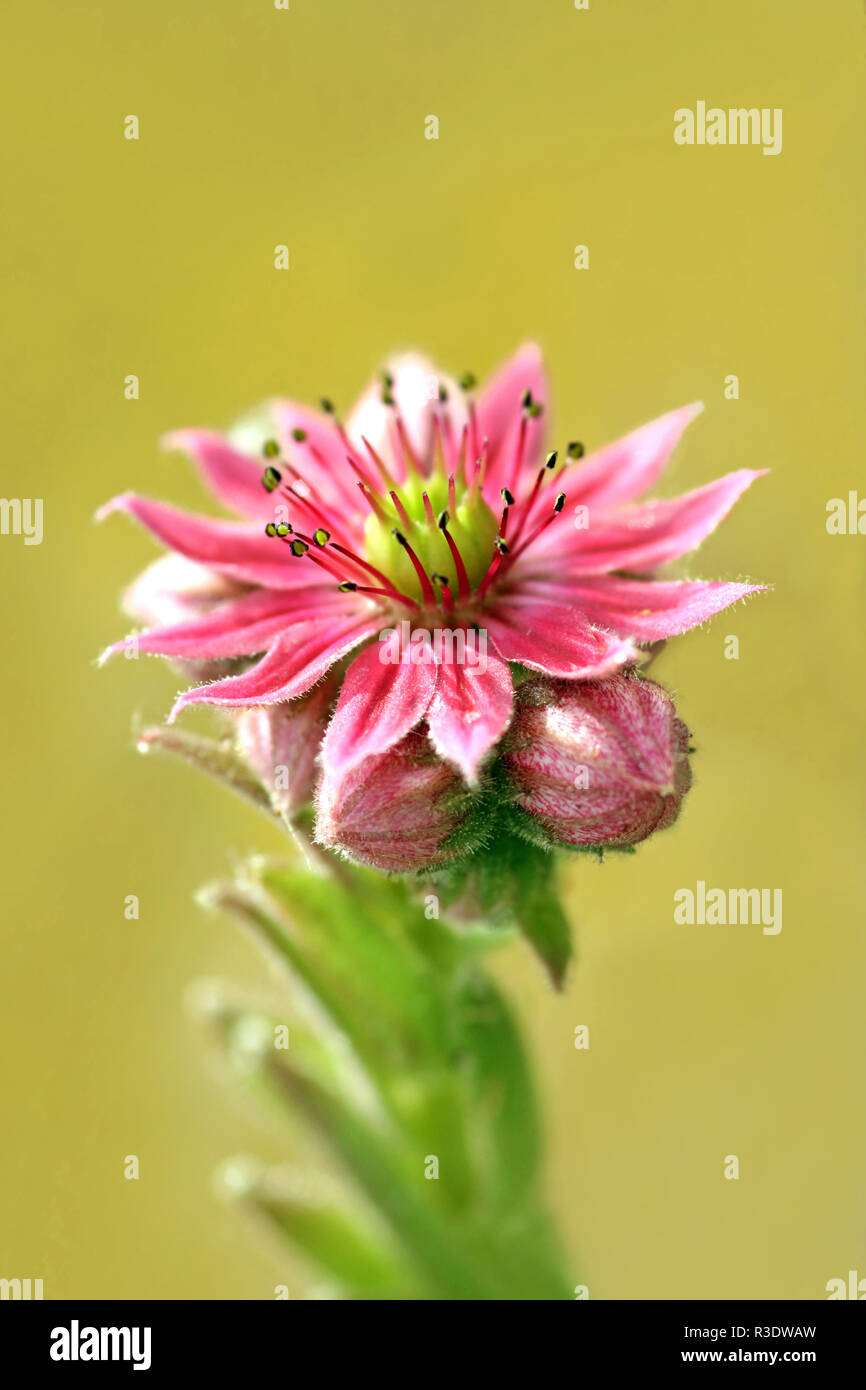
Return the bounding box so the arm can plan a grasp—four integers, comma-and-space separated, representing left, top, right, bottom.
536, 469, 766, 575
570, 403, 704, 512
123, 555, 247, 627
346, 355, 464, 477
97, 493, 308, 589
483, 599, 639, 677
320, 638, 437, 780
426, 650, 513, 784
162, 430, 276, 521
517, 576, 767, 640
474, 342, 548, 496
103, 587, 352, 661
168, 614, 381, 721
269, 400, 367, 519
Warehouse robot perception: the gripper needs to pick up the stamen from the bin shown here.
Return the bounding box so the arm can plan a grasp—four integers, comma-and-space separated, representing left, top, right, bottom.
437, 511, 471, 601
500, 487, 515, 506
392, 530, 437, 604
566, 441, 584, 459
507, 493, 567, 562
261, 465, 282, 493
391, 410, 424, 475
313, 528, 331, 547
321, 408, 376, 487
388, 489, 414, 530
459, 373, 479, 460
357, 481, 390, 522
293, 543, 375, 588
431, 572, 454, 612
507, 452, 558, 548
285, 533, 406, 599
340, 579, 419, 608
330, 540, 418, 602
279, 481, 349, 547
437, 404, 457, 472
506, 413, 528, 494
291, 427, 307, 443
345, 453, 382, 494
476, 548, 505, 600
262, 439, 281, 459
457, 424, 468, 484
431, 412, 447, 475
361, 435, 398, 492
467, 444, 488, 499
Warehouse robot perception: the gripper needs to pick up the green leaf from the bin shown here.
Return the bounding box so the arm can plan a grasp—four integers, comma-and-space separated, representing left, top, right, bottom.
200, 853, 576, 1298
137, 726, 275, 819
221, 1160, 425, 1299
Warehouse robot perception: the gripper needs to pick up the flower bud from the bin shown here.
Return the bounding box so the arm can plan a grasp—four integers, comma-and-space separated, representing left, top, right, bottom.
315, 731, 472, 872
504, 673, 692, 848
235, 684, 333, 818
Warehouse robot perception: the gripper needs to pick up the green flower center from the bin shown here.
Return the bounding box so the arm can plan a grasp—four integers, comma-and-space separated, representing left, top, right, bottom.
363, 472, 499, 603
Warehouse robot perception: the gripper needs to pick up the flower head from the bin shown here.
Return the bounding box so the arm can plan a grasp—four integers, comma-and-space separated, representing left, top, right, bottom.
504, 672, 692, 847
100, 344, 764, 787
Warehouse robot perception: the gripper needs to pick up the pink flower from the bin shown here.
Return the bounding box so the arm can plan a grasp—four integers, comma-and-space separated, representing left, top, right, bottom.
100, 345, 764, 786
504, 673, 692, 847
315, 730, 472, 872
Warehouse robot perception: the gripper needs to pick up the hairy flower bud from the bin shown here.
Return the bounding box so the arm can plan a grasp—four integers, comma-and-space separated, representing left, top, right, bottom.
235, 683, 333, 818
315, 730, 472, 872
504, 673, 692, 848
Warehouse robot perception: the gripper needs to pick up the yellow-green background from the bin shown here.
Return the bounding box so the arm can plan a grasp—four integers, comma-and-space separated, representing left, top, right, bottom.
2, 0, 863, 1299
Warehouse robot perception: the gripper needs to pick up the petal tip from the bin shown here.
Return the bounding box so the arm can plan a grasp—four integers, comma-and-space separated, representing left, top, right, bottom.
94, 492, 133, 524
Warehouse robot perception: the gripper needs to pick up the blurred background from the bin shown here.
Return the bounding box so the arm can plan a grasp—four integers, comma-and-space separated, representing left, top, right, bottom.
1, 0, 863, 1298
